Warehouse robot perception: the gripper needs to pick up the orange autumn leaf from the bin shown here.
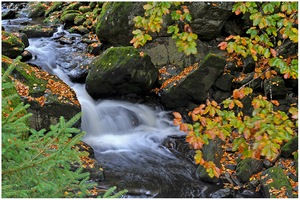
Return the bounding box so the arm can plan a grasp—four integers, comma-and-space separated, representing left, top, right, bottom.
218, 41, 228, 50
271, 100, 280, 106
173, 112, 182, 119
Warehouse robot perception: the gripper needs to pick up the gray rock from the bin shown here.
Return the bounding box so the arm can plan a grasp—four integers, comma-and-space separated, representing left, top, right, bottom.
85, 46, 158, 99
236, 158, 263, 183
188, 2, 234, 40
160, 53, 226, 109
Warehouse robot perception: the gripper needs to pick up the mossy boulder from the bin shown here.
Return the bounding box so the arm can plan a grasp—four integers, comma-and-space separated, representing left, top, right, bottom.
281, 136, 298, 158
63, 2, 83, 11
196, 138, 224, 183
96, 2, 144, 46
20, 25, 56, 38
61, 11, 81, 25
160, 53, 226, 109
45, 2, 64, 17
2, 31, 25, 59
74, 15, 86, 25
79, 5, 91, 13
236, 158, 263, 183
2, 56, 81, 130
260, 166, 293, 198
85, 46, 158, 99
27, 2, 47, 18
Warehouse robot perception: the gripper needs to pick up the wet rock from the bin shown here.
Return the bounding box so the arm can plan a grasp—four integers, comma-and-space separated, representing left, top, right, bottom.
225, 164, 236, 171
260, 166, 293, 198
20, 25, 56, 38
160, 53, 226, 109
85, 46, 158, 99
2, 56, 81, 130
281, 136, 298, 158
264, 76, 287, 99
2, 31, 25, 58
2, 9, 16, 19
68, 66, 89, 83
87, 42, 103, 56
188, 2, 234, 40
21, 50, 33, 62
96, 2, 145, 46
58, 37, 74, 45
79, 5, 91, 13
236, 158, 263, 183
210, 188, 234, 198
214, 73, 234, 92
211, 90, 232, 103
63, 2, 83, 11
196, 138, 223, 183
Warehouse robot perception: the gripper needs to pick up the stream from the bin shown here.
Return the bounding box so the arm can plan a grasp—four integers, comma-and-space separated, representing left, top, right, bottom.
2, 16, 260, 198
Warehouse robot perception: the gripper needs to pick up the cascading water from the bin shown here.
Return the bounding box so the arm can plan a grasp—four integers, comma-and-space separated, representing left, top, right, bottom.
12, 24, 224, 197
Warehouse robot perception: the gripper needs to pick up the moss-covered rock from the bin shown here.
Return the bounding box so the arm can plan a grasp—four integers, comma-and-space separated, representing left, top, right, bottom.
63, 2, 83, 11
20, 25, 56, 38
236, 158, 263, 183
160, 53, 226, 109
61, 12, 80, 23
2, 31, 25, 59
79, 5, 91, 13
43, 11, 62, 25
85, 46, 158, 99
96, 2, 144, 46
45, 2, 64, 17
281, 136, 298, 158
27, 2, 47, 18
260, 166, 293, 198
74, 15, 86, 25
2, 56, 81, 130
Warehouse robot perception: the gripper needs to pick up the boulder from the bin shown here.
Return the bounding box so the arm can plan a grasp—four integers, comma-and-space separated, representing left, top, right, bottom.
45, 2, 64, 17
196, 138, 224, 183
160, 53, 226, 109
260, 166, 293, 198
20, 25, 56, 38
85, 46, 158, 99
27, 2, 47, 18
140, 37, 207, 69
2, 56, 81, 131
2, 31, 25, 59
96, 2, 144, 46
2, 9, 16, 19
188, 2, 234, 40
236, 158, 263, 183
281, 136, 298, 158
12, 32, 29, 47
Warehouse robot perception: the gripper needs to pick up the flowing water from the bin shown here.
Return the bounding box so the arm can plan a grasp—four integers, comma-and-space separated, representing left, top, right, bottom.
3, 18, 232, 197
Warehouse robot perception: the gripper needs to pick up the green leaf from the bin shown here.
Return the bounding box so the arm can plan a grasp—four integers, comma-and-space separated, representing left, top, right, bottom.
232, 137, 247, 151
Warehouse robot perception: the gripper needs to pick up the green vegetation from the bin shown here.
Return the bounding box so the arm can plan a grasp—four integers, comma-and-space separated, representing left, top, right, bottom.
131, 2, 198, 55
2, 57, 127, 198
173, 2, 298, 178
